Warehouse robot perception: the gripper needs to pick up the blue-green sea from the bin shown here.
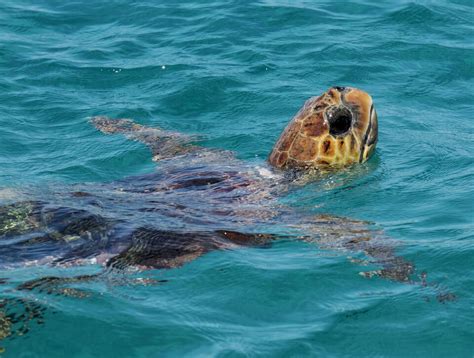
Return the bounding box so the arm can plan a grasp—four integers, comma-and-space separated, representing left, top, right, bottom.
1, 0, 473, 357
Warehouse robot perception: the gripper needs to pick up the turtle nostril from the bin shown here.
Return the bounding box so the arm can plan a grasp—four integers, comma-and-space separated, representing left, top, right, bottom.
333, 86, 346, 92
327, 107, 352, 136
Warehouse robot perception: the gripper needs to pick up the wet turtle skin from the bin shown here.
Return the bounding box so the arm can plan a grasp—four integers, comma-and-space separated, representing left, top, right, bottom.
0, 87, 453, 345
269, 87, 378, 168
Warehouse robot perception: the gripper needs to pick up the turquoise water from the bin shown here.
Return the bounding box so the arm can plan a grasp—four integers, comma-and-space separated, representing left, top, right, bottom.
1, 0, 473, 356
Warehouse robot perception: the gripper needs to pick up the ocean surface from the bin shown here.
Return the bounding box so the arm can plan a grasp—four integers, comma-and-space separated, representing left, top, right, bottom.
1, 0, 473, 357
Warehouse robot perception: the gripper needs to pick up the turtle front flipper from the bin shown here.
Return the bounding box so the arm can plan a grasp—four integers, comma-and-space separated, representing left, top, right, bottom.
105, 228, 215, 270
300, 214, 455, 300
105, 228, 277, 271
90, 116, 199, 161
298, 215, 417, 282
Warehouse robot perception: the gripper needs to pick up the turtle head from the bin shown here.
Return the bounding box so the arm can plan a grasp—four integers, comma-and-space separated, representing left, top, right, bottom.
269, 86, 378, 169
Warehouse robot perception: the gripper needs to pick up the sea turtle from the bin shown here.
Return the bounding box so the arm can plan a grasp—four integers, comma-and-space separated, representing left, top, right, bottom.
0, 86, 442, 344
1, 86, 384, 268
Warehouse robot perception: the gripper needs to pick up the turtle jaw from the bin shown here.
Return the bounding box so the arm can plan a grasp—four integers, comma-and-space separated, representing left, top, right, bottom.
319, 86, 378, 166
340, 88, 378, 164
359, 105, 378, 163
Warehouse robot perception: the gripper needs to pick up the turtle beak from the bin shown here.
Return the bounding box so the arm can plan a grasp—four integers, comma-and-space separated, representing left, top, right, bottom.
360, 104, 378, 162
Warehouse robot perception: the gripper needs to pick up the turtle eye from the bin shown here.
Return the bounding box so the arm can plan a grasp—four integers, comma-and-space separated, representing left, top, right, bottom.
327, 107, 352, 136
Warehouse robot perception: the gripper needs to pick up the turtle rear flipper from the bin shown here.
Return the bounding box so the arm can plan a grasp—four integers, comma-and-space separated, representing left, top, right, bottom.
0, 201, 114, 267
17, 274, 99, 297
90, 116, 199, 161
0, 297, 46, 343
